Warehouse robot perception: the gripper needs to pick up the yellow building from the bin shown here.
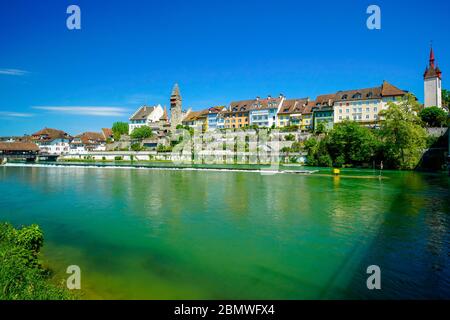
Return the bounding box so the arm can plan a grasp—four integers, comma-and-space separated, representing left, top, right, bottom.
300, 101, 314, 131
223, 100, 254, 129
182, 109, 209, 132
277, 98, 309, 127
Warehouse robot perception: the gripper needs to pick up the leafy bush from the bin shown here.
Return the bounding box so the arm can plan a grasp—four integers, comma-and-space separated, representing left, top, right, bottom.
156, 145, 173, 153
131, 143, 144, 151
0, 223, 74, 300
284, 134, 295, 141
419, 106, 448, 127
114, 156, 122, 161
130, 126, 153, 139
280, 125, 299, 132
112, 122, 129, 141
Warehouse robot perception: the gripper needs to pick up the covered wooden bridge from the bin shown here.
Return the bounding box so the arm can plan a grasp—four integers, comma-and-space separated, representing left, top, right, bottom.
0, 142, 40, 164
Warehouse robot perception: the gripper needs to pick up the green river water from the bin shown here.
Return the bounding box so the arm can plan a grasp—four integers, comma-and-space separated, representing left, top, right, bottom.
0, 164, 449, 299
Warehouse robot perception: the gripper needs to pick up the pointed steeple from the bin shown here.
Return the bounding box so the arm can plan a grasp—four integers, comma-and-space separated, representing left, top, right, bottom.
161, 106, 169, 121
171, 83, 181, 98
429, 46, 435, 68
424, 46, 441, 80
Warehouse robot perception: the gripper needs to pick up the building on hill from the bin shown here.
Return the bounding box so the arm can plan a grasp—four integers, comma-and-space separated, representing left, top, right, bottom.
128, 105, 164, 135
69, 132, 106, 154
182, 109, 209, 131
277, 98, 309, 127
223, 99, 253, 129
31, 127, 72, 155
249, 95, 285, 128
424, 47, 443, 108
333, 81, 406, 127
300, 101, 314, 131
206, 106, 226, 131
223, 95, 284, 129
312, 94, 336, 131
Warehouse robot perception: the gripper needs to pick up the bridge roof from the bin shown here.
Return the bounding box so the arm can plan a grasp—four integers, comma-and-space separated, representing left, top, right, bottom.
0, 142, 39, 152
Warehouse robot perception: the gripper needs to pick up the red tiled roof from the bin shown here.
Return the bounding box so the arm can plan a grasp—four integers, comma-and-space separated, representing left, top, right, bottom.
102, 128, 113, 139
31, 128, 71, 141
182, 111, 202, 122
381, 81, 407, 97
278, 98, 309, 114
0, 142, 39, 152
74, 132, 105, 145
225, 96, 283, 114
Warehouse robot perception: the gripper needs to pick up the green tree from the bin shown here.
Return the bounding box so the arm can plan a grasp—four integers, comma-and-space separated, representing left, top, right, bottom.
112, 122, 129, 140
379, 94, 428, 169
303, 136, 332, 167
419, 106, 448, 127
327, 121, 379, 166
315, 122, 326, 134
442, 89, 450, 109
130, 126, 153, 140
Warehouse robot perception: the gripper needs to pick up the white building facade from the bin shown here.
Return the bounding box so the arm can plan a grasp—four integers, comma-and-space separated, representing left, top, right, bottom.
249, 96, 284, 128
129, 105, 164, 134
333, 81, 406, 126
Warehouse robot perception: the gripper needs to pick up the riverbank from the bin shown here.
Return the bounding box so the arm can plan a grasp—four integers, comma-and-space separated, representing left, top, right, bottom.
2, 161, 404, 180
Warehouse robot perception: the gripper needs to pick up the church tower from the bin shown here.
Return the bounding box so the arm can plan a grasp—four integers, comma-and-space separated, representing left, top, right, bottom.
424, 46, 443, 108
170, 83, 182, 131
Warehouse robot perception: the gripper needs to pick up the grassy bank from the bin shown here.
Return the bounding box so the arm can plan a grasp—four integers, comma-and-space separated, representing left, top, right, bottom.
0, 223, 74, 300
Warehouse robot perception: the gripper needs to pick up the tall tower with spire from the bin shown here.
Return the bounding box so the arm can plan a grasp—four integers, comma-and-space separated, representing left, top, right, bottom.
170, 83, 183, 131
424, 46, 443, 108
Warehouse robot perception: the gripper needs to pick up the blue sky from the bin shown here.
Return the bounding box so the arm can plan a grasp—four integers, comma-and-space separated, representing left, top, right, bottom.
0, 0, 449, 136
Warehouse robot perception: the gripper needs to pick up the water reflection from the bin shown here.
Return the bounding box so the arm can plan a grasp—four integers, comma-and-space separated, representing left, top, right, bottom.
0, 166, 448, 299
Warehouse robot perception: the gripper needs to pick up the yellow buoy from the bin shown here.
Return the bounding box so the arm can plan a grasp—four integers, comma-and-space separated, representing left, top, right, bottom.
333, 168, 340, 175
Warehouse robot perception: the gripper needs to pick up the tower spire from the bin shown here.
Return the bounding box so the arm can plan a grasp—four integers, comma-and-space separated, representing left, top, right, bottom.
423, 45, 443, 108
429, 45, 435, 68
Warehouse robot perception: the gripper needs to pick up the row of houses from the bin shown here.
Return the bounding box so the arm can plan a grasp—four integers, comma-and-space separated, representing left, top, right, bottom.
127, 80, 408, 135
179, 80, 407, 132
2, 128, 114, 155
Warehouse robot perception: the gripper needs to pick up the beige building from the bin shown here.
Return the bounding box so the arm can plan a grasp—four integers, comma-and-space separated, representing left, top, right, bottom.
333, 81, 406, 126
